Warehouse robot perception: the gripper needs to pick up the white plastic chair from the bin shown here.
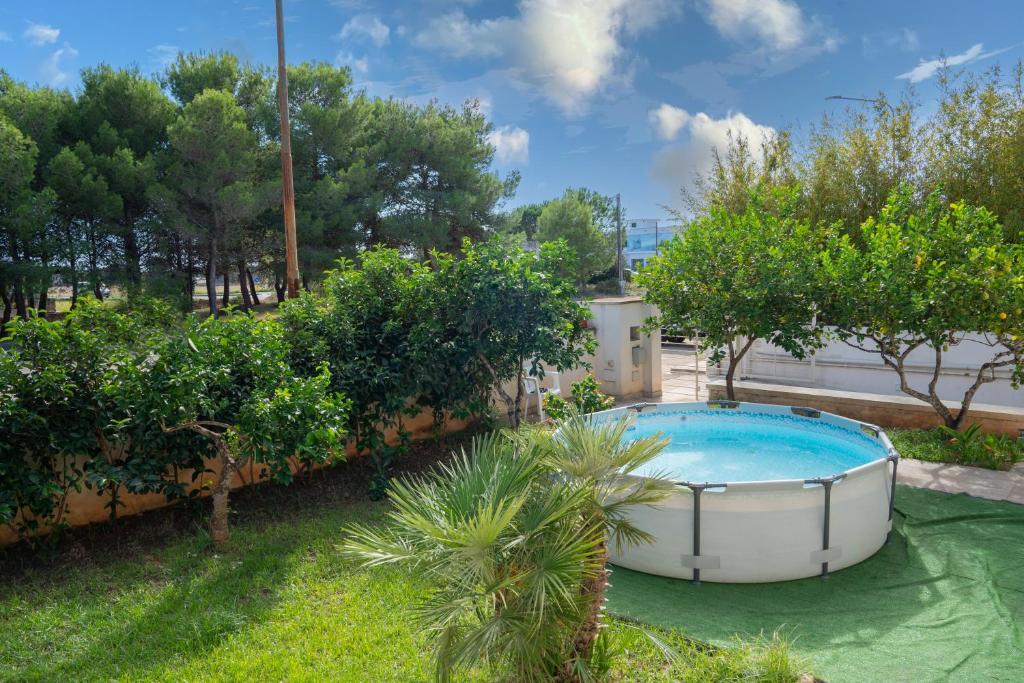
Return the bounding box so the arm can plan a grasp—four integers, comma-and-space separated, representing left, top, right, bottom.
522, 365, 561, 421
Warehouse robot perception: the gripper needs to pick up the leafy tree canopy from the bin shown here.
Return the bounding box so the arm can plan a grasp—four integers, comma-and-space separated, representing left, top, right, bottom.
821, 186, 1024, 428
639, 187, 827, 399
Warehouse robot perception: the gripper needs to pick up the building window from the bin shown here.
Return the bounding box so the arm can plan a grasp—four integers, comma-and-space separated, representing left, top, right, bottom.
631, 222, 636, 227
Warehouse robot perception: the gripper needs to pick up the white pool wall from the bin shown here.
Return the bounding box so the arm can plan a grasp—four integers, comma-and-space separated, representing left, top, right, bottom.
597, 401, 896, 583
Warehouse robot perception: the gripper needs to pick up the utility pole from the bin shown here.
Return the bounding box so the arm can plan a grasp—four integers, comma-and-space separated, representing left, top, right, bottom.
616, 193, 624, 295
276, 0, 300, 298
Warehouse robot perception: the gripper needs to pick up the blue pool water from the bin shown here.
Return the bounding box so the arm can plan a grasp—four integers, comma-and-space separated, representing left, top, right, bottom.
626, 411, 887, 483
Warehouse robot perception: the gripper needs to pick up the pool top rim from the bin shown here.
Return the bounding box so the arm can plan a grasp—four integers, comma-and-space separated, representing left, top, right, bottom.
589, 400, 898, 488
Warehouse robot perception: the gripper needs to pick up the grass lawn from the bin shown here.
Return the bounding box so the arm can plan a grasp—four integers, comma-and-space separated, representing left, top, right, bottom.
888, 427, 1024, 470
0, 440, 809, 683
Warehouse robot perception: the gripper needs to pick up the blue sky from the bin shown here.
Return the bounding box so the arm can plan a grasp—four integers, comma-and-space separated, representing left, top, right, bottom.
2, 0, 1022, 220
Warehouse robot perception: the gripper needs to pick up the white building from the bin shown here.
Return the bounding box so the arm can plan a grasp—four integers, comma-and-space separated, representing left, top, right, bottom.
623, 218, 685, 270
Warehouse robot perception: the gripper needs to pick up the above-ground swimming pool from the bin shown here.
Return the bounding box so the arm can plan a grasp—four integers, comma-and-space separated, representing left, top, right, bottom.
602, 401, 899, 583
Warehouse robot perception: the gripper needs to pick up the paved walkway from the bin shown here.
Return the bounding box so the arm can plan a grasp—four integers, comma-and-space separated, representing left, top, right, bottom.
659, 345, 708, 402
899, 458, 1024, 505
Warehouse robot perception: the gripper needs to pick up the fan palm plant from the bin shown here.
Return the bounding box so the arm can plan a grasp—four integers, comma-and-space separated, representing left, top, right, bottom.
532, 408, 672, 673
341, 431, 605, 682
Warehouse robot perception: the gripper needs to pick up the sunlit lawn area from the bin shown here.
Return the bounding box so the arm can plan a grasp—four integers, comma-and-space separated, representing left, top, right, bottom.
0, 445, 807, 683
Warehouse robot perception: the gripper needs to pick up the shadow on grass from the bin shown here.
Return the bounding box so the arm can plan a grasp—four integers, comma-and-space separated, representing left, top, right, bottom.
24, 522, 311, 681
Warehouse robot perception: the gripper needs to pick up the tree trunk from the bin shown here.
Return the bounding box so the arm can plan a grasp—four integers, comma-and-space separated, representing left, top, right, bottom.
247, 269, 260, 305
237, 261, 252, 312
206, 240, 219, 317
122, 224, 142, 295
513, 374, 525, 425
221, 271, 230, 308
724, 338, 756, 401
274, 272, 286, 303
37, 287, 48, 318
302, 273, 310, 293
186, 242, 195, 309
66, 224, 79, 310
476, 352, 521, 428
564, 540, 609, 677
13, 282, 28, 320
1, 285, 11, 328
210, 438, 236, 546
884, 344, 957, 428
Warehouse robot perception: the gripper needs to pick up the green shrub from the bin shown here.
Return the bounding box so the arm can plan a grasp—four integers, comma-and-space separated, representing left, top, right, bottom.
544, 374, 615, 420
282, 240, 594, 497
281, 248, 448, 499
145, 313, 350, 544
890, 427, 1024, 470
0, 301, 349, 545
343, 412, 671, 681
0, 299, 200, 540
435, 238, 595, 429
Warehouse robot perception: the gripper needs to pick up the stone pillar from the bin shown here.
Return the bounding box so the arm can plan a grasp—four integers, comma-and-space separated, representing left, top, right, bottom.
589, 296, 662, 399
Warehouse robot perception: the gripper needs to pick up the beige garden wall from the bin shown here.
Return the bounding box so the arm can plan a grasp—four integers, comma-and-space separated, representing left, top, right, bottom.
1, 408, 471, 547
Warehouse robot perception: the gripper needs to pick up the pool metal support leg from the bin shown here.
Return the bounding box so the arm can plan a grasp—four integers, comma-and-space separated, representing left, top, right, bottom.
692, 486, 703, 585
820, 481, 832, 578
886, 453, 899, 544
681, 481, 726, 586
805, 474, 846, 580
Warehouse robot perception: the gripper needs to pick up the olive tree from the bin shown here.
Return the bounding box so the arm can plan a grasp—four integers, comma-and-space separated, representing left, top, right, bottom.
638, 189, 827, 400
822, 187, 1024, 429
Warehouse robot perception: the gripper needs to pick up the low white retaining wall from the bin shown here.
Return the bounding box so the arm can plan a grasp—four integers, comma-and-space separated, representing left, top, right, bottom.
709, 333, 1021, 408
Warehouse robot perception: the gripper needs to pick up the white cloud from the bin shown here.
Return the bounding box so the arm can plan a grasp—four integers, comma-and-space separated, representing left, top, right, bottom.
40, 44, 78, 87
648, 103, 691, 141
414, 0, 678, 116
487, 125, 530, 165
414, 11, 509, 59
862, 28, 919, 56
335, 51, 369, 75
897, 43, 1008, 83
650, 110, 775, 207
696, 0, 839, 65
0, 31, 12, 42
24, 22, 60, 46
701, 0, 805, 51
666, 0, 837, 107
148, 44, 179, 69
339, 14, 390, 47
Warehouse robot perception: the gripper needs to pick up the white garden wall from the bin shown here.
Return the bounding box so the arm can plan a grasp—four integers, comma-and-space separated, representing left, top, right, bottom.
709, 331, 1021, 408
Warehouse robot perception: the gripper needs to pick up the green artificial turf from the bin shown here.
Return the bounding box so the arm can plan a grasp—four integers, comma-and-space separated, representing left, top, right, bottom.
606, 485, 1024, 683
